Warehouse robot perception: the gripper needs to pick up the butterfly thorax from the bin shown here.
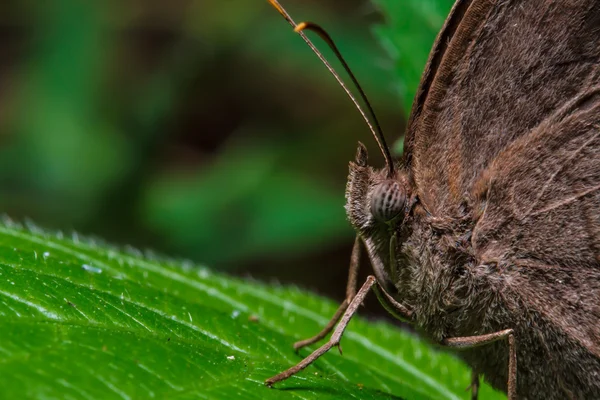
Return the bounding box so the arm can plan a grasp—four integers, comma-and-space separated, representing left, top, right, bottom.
345, 144, 495, 341
400, 209, 499, 341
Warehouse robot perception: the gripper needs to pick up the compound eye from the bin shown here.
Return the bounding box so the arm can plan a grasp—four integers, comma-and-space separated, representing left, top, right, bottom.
371, 181, 406, 222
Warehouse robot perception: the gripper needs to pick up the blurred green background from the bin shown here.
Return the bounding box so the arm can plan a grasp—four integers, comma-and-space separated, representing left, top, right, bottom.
0, 0, 452, 306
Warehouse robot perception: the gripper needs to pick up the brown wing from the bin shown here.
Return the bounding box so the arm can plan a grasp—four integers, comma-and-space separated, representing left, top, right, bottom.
404, 0, 600, 216
471, 87, 600, 357
405, 0, 600, 358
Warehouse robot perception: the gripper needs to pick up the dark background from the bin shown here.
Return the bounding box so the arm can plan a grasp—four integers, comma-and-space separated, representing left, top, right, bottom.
0, 0, 450, 311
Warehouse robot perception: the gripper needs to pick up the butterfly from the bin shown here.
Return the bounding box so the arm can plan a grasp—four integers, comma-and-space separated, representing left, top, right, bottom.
266, 1, 600, 398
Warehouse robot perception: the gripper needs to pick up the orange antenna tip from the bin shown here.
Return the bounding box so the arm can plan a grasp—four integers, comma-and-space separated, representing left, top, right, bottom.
267, 1, 394, 176
267, 0, 285, 16
294, 22, 308, 33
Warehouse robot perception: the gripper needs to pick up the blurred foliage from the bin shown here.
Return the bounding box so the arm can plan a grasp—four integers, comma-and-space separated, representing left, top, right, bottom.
374, 0, 454, 154
0, 0, 451, 292
0, 221, 504, 399
374, 0, 453, 115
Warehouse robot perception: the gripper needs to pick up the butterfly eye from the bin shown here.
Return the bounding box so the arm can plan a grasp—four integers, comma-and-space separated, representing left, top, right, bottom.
371, 181, 406, 222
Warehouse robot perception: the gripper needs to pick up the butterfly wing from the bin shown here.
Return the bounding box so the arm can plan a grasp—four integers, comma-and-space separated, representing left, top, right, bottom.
471, 85, 600, 354
405, 0, 600, 216
405, 0, 600, 374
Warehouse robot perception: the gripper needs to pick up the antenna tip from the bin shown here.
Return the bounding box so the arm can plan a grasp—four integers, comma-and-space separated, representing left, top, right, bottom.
268, 0, 285, 17
294, 22, 308, 33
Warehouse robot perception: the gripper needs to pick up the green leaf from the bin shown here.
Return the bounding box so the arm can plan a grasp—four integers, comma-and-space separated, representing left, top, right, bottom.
0, 221, 504, 399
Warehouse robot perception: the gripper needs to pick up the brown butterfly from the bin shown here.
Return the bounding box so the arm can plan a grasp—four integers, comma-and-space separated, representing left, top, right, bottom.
265, 1, 600, 399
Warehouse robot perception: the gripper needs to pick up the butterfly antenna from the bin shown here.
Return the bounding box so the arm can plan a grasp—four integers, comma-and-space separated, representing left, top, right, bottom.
268, 0, 395, 177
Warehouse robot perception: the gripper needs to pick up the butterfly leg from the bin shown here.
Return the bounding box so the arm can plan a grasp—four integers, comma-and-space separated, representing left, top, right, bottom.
441, 329, 516, 400
467, 370, 479, 400
265, 274, 377, 386
293, 236, 361, 351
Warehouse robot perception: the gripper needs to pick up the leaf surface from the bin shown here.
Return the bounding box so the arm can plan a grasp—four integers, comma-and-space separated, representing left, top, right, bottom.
0, 222, 504, 399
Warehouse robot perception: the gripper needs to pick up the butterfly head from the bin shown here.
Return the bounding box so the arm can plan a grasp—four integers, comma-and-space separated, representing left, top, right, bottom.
345, 142, 411, 234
